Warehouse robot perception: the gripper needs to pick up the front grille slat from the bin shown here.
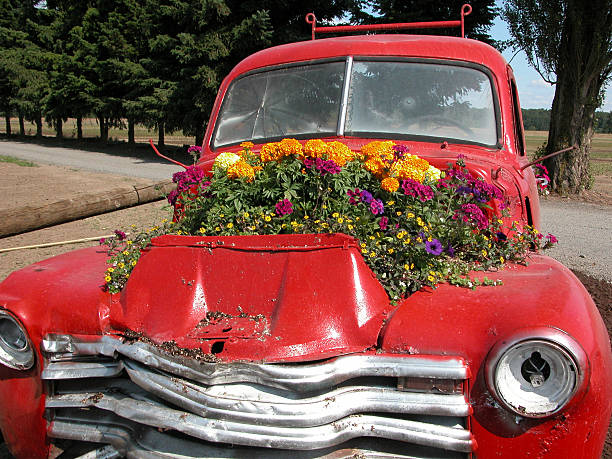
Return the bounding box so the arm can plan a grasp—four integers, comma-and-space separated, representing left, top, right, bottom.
43, 334, 475, 457
48, 392, 473, 453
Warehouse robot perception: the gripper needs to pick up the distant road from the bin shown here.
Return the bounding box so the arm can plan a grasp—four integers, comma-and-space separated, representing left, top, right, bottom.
0, 139, 182, 181
1, 139, 610, 282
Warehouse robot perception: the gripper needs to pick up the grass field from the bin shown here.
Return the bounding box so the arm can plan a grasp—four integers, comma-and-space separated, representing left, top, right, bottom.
524, 130, 612, 177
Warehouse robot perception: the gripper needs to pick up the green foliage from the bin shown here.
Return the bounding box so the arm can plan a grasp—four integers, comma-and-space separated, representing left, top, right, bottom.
0, 155, 38, 167
350, 0, 499, 47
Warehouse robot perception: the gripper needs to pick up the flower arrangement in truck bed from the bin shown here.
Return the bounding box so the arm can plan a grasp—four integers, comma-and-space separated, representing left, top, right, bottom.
102, 138, 556, 300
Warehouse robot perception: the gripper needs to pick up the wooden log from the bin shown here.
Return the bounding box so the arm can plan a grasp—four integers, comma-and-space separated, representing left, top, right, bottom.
0, 180, 174, 238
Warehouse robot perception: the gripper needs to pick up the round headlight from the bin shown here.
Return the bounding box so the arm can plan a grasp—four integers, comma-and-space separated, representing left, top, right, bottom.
486, 329, 588, 418
0, 311, 34, 370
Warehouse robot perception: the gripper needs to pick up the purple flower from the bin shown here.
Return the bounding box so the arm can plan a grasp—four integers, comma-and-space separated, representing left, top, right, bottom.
446, 243, 455, 257
425, 239, 444, 255
275, 199, 294, 216
167, 189, 179, 205
360, 190, 373, 204
370, 199, 384, 215
379, 216, 388, 230
392, 144, 409, 160
114, 230, 127, 241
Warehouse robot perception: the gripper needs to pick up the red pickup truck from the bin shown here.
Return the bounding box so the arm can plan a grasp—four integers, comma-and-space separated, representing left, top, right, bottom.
0, 9, 610, 459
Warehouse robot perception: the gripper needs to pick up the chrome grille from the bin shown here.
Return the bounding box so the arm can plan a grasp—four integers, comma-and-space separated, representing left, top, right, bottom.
42, 335, 474, 458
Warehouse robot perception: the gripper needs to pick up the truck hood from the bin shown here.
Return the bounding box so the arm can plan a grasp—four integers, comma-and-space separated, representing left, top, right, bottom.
106, 234, 393, 362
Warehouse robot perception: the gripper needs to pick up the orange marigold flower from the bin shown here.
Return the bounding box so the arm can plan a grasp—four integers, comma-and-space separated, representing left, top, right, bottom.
361, 140, 395, 161
327, 141, 354, 166
381, 177, 400, 192
260, 142, 281, 162
304, 139, 329, 158
278, 138, 303, 157
240, 141, 254, 150
364, 157, 386, 178
227, 160, 255, 182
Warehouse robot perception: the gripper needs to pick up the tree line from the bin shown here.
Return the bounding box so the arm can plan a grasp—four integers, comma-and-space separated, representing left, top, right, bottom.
0, 0, 496, 146
523, 108, 612, 133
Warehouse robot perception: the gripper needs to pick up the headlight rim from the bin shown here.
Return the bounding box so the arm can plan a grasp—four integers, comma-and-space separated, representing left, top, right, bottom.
0, 310, 35, 371
485, 327, 589, 419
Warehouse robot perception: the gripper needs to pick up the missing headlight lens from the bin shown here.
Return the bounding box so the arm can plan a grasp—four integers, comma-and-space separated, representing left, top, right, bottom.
486, 329, 587, 419
0, 311, 34, 370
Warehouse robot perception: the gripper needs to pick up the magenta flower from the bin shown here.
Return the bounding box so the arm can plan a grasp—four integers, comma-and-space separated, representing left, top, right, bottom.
547, 233, 558, 244
453, 203, 488, 229
370, 199, 384, 215
401, 179, 434, 202
379, 216, 388, 230
315, 158, 341, 175
275, 199, 294, 216
114, 230, 127, 241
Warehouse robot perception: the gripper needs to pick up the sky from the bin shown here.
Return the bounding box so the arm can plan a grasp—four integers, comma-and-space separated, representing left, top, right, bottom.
491, 6, 611, 112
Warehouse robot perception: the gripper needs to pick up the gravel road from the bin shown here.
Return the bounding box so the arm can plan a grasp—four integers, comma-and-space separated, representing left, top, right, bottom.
0, 138, 182, 181
3, 139, 609, 283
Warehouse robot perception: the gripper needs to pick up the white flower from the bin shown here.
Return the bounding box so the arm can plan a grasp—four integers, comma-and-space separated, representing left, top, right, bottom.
214, 152, 240, 170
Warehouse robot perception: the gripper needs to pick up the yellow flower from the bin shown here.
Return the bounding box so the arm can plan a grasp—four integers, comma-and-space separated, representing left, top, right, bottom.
227, 222, 234, 229
118, 262, 125, 269
214, 152, 241, 170
337, 218, 344, 224
122, 250, 129, 255
407, 212, 415, 218
131, 260, 137, 266
126, 240, 133, 245
404, 264, 410, 271
497, 219, 503, 225
361, 248, 368, 254
481, 249, 488, 257
107, 267, 114, 273
427, 275, 435, 282
396, 211, 402, 216
348, 224, 354, 230
500, 256, 505, 263
104, 276, 111, 282
304, 215, 309, 220
369, 252, 376, 258
264, 216, 271, 222
388, 248, 394, 254
243, 212, 250, 218
387, 200, 395, 206
215, 227, 220, 232
332, 212, 339, 218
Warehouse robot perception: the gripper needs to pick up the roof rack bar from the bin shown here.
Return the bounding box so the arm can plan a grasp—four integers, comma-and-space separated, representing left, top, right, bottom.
306, 4, 472, 40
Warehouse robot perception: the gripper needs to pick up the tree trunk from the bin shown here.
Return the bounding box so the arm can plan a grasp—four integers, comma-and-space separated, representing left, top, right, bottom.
56, 118, 63, 138
35, 117, 43, 137
128, 119, 135, 144
4, 114, 10, 136
544, 0, 612, 194
77, 117, 83, 139
19, 115, 25, 136
158, 122, 165, 147
99, 117, 108, 142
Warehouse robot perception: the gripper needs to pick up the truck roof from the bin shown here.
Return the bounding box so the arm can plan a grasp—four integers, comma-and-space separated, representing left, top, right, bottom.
228, 34, 509, 78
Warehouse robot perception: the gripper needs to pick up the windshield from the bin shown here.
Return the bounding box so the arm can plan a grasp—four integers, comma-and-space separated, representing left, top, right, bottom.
213, 59, 497, 148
